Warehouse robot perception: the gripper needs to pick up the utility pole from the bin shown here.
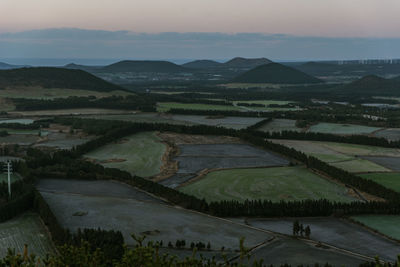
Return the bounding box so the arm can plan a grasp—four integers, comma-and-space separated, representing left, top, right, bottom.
3, 161, 12, 199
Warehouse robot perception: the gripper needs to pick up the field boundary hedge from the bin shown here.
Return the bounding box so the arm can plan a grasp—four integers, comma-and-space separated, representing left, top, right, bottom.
31, 117, 400, 217
0, 186, 34, 222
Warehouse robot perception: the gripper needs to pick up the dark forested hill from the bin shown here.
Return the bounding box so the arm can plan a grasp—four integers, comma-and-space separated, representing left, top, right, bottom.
337, 75, 400, 95
100, 60, 190, 73
232, 63, 322, 84
64, 63, 101, 72
223, 57, 272, 69
0, 67, 124, 92
182, 60, 222, 69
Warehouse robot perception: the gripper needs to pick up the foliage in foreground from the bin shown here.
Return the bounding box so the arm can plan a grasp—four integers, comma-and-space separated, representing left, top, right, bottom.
2, 241, 399, 267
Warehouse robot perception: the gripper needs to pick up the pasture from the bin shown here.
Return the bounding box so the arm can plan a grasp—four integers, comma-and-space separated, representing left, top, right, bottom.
244, 217, 400, 263
0, 212, 55, 258
0, 134, 39, 146
360, 173, 400, 193
351, 215, 400, 241
360, 156, 400, 171
179, 166, 358, 203
330, 159, 390, 173
271, 139, 399, 173
247, 238, 365, 266
84, 131, 166, 177
37, 179, 271, 250
308, 123, 381, 135
35, 132, 92, 150
160, 143, 289, 188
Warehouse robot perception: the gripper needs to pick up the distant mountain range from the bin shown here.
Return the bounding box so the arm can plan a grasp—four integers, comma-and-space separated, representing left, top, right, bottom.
63, 57, 273, 73
182, 57, 272, 70
98, 60, 189, 73
0, 62, 28, 70
232, 63, 322, 84
0, 67, 123, 92
64, 63, 101, 71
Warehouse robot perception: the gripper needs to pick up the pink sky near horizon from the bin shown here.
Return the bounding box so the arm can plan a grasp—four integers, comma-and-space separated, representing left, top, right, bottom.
1, 0, 400, 37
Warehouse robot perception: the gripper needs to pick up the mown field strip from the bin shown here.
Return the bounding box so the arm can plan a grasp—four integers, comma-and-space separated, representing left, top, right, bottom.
179, 166, 358, 203
84, 131, 166, 177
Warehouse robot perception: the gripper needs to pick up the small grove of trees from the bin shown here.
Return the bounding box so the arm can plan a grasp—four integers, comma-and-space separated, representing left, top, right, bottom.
175, 239, 186, 248
292, 220, 311, 238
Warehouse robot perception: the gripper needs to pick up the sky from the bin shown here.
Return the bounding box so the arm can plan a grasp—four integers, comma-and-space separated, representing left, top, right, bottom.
1, 0, 400, 63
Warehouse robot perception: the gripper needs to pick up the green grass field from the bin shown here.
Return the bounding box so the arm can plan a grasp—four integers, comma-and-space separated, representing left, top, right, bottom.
84, 131, 166, 177
351, 215, 400, 240
308, 123, 381, 135
271, 139, 398, 173
322, 142, 400, 157
180, 166, 357, 203
331, 159, 390, 173
360, 173, 400, 192
157, 102, 242, 112
309, 153, 352, 163
0, 212, 55, 257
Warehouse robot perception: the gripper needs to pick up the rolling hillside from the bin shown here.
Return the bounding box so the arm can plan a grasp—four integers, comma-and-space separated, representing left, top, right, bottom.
100, 60, 189, 73
0, 67, 124, 92
232, 63, 322, 84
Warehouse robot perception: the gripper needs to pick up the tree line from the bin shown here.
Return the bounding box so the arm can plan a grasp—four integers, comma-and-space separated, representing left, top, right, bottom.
33, 189, 124, 264
253, 130, 398, 149
13, 95, 156, 112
